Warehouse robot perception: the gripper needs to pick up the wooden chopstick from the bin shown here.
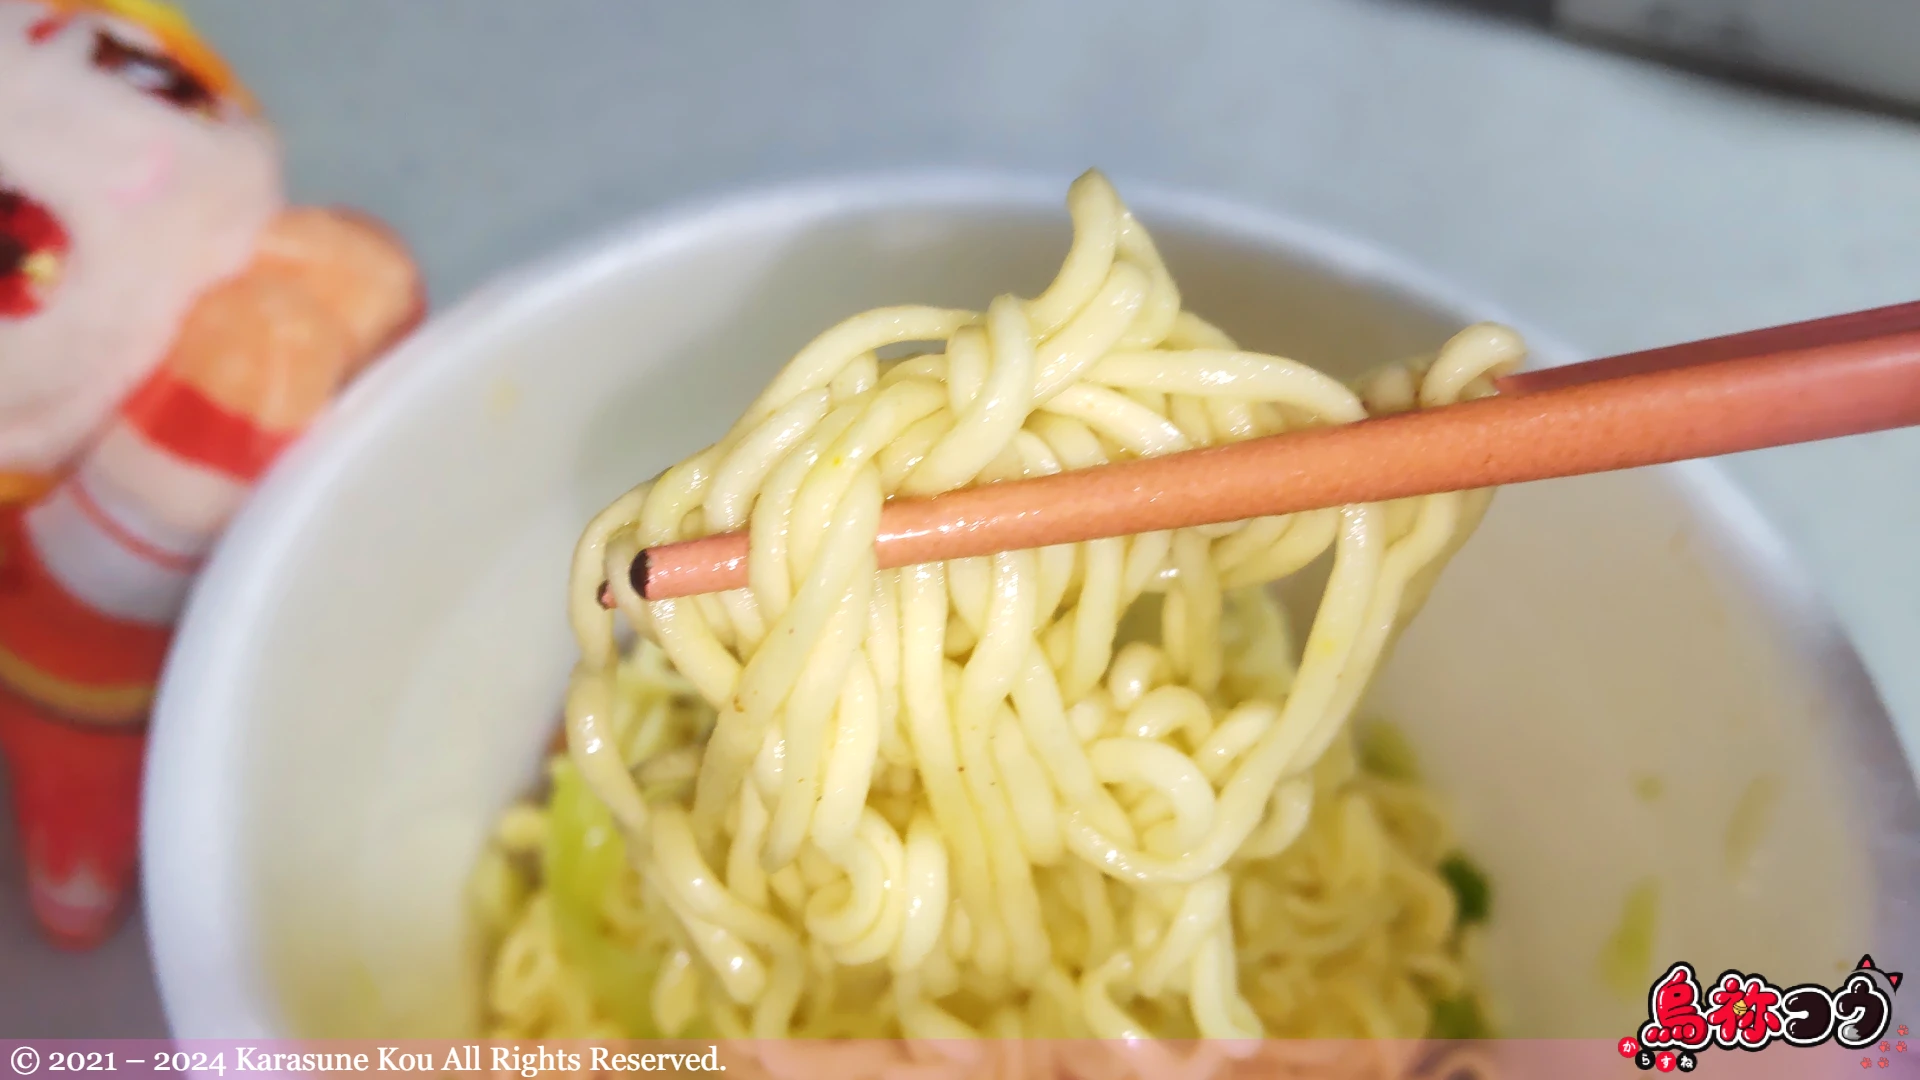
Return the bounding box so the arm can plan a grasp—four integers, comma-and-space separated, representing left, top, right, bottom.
610, 300, 1920, 603
1497, 298, 1920, 394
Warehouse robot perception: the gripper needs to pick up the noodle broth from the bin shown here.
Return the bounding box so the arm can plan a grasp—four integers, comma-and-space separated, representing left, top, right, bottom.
144, 175, 1920, 1044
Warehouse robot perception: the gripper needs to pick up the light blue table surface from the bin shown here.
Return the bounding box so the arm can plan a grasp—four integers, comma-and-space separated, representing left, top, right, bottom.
6, 0, 1919, 1038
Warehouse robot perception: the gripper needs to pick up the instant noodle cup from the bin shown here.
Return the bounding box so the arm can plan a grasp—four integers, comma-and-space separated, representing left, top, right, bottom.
143, 176, 1920, 1051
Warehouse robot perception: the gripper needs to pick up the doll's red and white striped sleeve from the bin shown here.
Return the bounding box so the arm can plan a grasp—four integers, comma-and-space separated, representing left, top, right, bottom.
22, 367, 293, 629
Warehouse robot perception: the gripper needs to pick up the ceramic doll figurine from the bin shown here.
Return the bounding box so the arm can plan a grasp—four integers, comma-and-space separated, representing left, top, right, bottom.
0, 0, 423, 947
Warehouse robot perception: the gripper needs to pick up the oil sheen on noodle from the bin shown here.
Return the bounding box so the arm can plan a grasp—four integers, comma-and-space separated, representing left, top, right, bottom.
468, 171, 1520, 1060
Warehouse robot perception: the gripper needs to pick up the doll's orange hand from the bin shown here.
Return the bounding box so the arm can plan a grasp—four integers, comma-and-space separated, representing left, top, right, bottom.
251, 207, 425, 372
140, 206, 422, 465
155, 207, 422, 443
158, 269, 356, 438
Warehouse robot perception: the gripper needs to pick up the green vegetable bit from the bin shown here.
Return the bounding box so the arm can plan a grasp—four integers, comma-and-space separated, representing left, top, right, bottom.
1356, 720, 1422, 781
545, 759, 661, 1038
1439, 853, 1491, 926
1428, 993, 1490, 1039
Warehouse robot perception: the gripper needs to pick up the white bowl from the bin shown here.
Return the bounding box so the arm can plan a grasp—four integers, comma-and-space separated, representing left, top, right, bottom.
144, 174, 1920, 1041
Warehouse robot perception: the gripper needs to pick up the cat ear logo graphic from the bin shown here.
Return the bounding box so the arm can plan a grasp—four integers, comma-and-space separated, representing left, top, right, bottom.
1832, 956, 1898, 1050
1856, 954, 1903, 993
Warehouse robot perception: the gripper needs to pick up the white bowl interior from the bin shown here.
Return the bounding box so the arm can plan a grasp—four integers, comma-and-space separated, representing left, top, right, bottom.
145, 177, 1920, 1041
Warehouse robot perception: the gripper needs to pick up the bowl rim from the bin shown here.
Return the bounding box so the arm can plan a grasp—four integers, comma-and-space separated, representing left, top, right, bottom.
142, 168, 1920, 1039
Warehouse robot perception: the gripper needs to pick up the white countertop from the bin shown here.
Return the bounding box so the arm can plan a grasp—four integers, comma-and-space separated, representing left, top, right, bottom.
9, 0, 1920, 1035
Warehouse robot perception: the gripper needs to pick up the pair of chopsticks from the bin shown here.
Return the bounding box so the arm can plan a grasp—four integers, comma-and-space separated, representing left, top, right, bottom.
606, 299, 1920, 603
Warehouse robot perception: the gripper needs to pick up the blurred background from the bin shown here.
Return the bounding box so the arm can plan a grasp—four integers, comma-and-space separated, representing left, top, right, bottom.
6, 0, 1920, 1037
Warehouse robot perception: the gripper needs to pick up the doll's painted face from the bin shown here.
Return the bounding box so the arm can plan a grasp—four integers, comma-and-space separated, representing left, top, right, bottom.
0, 0, 282, 471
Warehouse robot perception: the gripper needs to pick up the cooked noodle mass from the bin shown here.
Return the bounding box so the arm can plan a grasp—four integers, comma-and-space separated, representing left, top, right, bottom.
471, 171, 1518, 1046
